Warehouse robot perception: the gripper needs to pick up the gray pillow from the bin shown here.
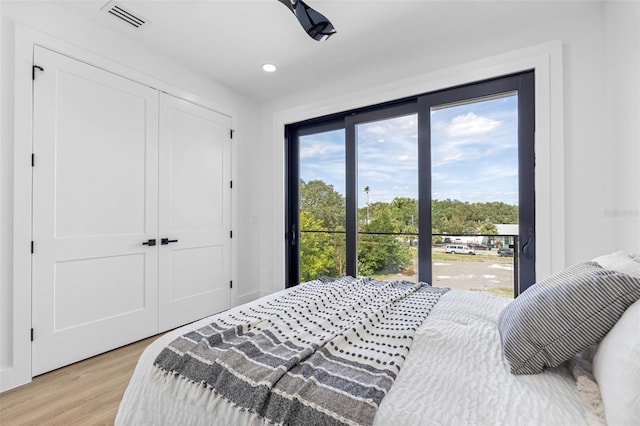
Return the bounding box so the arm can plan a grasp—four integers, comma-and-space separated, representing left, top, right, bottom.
498, 262, 640, 375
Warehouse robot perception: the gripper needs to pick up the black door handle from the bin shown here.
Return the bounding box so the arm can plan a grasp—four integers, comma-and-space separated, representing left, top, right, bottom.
142, 239, 156, 246
522, 228, 534, 260
290, 224, 297, 246
161, 238, 178, 245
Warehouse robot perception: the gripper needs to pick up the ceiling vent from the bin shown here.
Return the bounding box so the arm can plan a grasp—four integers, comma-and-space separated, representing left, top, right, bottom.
101, 1, 149, 29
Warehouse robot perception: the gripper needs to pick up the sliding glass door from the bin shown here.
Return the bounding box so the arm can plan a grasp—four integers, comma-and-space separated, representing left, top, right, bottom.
286, 120, 346, 283
349, 105, 419, 282
418, 72, 535, 296
286, 71, 535, 296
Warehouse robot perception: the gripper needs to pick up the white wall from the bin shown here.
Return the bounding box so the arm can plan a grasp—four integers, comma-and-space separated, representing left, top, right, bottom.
604, 2, 640, 252
253, 2, 640, 295
0, 1, 262, 391
0, 5, 16, 392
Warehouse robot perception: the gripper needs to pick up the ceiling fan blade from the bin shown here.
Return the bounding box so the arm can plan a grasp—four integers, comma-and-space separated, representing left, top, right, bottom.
278, 0, 337, 41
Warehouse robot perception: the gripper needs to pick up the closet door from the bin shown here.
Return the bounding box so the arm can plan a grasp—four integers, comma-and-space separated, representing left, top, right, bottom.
158, 94, 232, 331
32, 46, 159, 375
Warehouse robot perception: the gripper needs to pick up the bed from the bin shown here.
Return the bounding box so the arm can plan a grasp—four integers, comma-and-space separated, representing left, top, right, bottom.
116, 252, 640, 425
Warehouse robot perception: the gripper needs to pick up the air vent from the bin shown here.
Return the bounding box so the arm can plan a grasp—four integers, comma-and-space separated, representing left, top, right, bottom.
101, 1, 149, 29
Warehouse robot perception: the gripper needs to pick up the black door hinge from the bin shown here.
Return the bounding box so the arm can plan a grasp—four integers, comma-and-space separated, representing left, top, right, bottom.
230, 129, 234, 139
230, 230, 233, 238
229, 281, 233, 289
32, 65, 44, 81
31, 328, 34, 341
31, 241, 34, 254
31, 153, 35, 167
230, 181, 233, 189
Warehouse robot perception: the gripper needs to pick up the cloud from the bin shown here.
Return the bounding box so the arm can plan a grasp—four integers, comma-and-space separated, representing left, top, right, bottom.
358, 115, 417, 144
300, 142, 328, 158
435, 112, 501, 139
363, 124, 389, 136
299, 100, 519, 206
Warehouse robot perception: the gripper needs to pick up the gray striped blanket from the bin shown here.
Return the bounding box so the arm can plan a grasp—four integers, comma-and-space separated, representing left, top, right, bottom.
154, 276, 449, 425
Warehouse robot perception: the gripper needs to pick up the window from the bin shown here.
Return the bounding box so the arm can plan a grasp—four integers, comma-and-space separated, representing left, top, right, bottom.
286, 71, 535, 296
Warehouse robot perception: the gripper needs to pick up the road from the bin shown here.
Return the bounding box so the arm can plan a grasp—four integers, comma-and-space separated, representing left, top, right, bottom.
384, 250, 515, 298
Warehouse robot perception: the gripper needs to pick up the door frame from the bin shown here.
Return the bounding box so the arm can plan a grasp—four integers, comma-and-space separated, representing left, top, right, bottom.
274, 41, 564, 296
7, 24, 236, 391
286, 72, 535, 292
344, 102, 419, 279
417, 71, 536, 291
285, 117, 345, 286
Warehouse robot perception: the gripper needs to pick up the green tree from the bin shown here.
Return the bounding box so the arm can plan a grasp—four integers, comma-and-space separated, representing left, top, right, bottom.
478, 221, 498, 235
431, 199, 518, 235
300, 180, 345, 230
358, 209, 412, 276
298, 179, 518, 280
299, 180, 346, 280
299, 211, 337, 281
390, 197, 418, 235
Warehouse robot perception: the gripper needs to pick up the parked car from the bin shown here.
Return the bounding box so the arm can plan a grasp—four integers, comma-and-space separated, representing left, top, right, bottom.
469, 242, 488, 250
497, 247, 514, 257
445, 244, 475, 255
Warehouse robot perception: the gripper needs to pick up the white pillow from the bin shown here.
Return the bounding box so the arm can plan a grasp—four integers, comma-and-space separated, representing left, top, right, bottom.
592, 299, 640, 425
593, 251, 640, 278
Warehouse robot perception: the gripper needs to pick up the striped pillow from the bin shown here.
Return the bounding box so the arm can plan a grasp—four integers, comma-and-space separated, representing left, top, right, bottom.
498, 262, 640, 375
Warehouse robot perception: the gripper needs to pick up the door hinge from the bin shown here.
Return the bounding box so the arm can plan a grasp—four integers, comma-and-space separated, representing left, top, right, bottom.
230, 230, 233, 238
230, 129, 234, 139
32, 65, 44, 81
31, 241, 34, 254
31, 153, 35, 167
229, 280, 233, 289
230, 180, 233, 189
31, 328, 34, 341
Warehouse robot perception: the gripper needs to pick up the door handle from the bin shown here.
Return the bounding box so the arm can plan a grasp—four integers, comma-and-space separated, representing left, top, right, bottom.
290, 224, 297, 246
521, 227, 534, 260
161, 238, 178, 245
522, 236, 534, 260
142, 239, 156, 246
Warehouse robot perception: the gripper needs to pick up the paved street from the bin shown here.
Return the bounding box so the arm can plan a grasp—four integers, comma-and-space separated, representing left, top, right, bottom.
385, 250, 515, 298
432, 257, 514, 298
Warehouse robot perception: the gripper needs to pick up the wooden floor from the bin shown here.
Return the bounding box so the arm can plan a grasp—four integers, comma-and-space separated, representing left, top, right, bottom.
0, 335, 161, 425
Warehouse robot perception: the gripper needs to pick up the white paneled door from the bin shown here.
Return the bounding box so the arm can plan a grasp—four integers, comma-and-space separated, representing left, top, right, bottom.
158, 94, 231, 331
32, 47, 160, 375
31, 47, 232, 375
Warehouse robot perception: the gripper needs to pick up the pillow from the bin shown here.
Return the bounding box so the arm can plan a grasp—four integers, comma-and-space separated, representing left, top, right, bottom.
592, 299, 640, 425
593, 250, 640, 278
498, 262, 640, 374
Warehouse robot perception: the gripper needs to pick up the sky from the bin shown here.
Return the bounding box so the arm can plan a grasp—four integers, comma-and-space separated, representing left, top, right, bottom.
299, 94, 519, 208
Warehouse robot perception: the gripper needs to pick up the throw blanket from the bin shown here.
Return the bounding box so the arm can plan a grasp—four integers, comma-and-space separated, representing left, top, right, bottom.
153, 277, 449, 425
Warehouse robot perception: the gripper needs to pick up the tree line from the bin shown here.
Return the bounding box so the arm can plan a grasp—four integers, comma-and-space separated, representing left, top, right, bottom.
299, 179, 518, 281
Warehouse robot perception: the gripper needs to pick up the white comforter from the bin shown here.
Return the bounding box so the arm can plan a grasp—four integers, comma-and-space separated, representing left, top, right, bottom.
116, 288, 591, 425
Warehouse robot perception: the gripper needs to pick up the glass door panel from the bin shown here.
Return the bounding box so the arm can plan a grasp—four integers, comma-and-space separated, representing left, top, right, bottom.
287, 71, 534, 291
298, 129, 346, 281
356, 114, 418, 281
430, 93, 518, 298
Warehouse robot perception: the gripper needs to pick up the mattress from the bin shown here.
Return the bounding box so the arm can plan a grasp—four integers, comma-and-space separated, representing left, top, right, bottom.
116, 287, 591, 425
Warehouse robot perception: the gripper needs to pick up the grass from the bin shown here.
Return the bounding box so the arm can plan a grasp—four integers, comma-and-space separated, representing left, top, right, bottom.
432, 252, 512, 264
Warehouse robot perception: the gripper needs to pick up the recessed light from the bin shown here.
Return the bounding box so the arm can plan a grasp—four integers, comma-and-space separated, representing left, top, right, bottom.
262, 63, 277, 73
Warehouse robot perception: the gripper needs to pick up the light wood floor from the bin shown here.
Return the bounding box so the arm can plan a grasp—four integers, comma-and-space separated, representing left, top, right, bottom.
0, 334, 162, 425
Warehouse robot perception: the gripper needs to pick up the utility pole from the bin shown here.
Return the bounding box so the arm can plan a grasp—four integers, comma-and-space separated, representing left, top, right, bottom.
365, 186, 370, 224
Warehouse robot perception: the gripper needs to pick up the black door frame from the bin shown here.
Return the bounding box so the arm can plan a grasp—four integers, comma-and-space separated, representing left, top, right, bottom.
286, 71, 535, 294
285, 117, 344, 286
418, 71, 536, 292
344, 102, 419, 278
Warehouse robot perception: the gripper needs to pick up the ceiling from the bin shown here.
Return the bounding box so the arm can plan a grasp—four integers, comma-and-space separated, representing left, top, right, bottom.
53, 0, 591, 101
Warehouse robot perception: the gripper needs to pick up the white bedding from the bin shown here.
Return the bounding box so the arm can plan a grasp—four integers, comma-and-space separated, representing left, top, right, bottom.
116, 288, 591, 425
